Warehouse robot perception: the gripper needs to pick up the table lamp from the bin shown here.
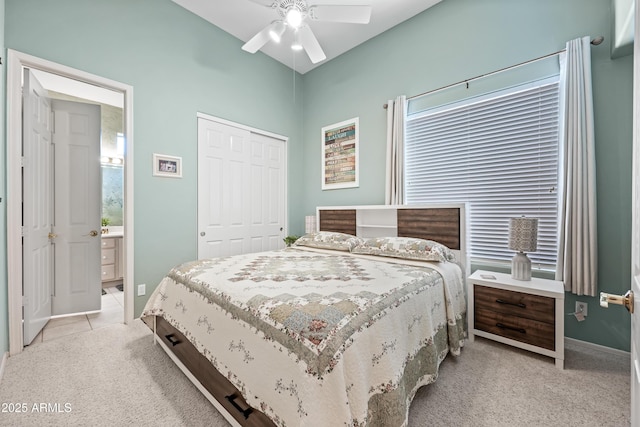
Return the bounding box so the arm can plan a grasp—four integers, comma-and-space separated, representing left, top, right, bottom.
305, 215, 317, 234
509, 216, 538, 281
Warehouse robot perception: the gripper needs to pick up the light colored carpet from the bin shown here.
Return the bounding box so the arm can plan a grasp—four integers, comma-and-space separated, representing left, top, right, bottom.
409, 338, 630, 426
0, 320, 630, 427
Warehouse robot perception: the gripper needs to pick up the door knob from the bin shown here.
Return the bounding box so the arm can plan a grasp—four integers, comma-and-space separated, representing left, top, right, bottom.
84, 230, 99, 237
600, 290, 634, 313
48, 232, 57, 239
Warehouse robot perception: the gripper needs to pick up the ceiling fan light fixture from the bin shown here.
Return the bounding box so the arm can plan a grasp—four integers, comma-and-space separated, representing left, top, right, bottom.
291, 30, 303, 51
269, 21, 286, 43
286, 8, 303, 28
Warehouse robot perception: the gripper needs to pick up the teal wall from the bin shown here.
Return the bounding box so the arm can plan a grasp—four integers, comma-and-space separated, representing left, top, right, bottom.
0, 0, 6, 356
300, 0, 633, 351
0, 0, 633, 353
4, 0, 305, 318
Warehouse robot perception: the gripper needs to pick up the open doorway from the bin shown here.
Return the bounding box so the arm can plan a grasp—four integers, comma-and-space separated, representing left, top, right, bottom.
25, 68, 126, 343
6, 50, 135, 355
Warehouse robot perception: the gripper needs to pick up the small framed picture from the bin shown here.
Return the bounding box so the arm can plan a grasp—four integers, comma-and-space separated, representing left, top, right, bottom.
153, 153, 182, 178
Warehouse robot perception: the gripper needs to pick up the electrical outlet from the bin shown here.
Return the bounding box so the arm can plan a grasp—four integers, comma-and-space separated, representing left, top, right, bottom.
575, 301, 588, 316
137, 283, 146, 296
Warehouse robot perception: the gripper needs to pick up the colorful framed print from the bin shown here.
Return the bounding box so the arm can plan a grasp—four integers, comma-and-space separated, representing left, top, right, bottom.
321, 117, 359, 190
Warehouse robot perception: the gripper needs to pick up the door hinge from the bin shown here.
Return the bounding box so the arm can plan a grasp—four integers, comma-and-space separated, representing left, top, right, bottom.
22, 295, 28, 307
21, 226, 25, 237
21, 156, 25, 167
50, 111, 55, 134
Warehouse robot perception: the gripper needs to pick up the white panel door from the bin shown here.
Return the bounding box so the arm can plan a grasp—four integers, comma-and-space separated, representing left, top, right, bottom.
197, 118, 286, 259
51, 99, 102, 315
250, 132, 287, 252
22, 69, 53, 345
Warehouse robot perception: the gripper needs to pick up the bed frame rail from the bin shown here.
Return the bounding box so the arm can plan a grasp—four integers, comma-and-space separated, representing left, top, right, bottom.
151, 317, 275, 427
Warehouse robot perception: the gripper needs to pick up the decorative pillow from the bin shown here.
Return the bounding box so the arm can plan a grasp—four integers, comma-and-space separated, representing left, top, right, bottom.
293, 231, 363, 252
351, 236, 456, 262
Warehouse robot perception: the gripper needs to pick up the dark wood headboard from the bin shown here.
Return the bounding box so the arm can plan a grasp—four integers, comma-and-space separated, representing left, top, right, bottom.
397, 208, 460, 250
316, 204, 468, 273
317, 205, 463, 251
318, 209, 357, 236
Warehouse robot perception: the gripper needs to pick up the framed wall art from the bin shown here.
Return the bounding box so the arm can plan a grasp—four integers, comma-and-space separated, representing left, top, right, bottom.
153, 153, 182, 178
321, 117, 359, 190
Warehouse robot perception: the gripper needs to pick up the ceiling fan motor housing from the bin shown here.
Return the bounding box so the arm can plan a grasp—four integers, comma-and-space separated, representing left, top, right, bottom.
277, 0, 308, 21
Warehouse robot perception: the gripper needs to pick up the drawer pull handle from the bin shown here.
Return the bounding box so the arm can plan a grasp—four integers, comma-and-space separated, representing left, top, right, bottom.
496, 323, 526, 334
225, 393, 253, 419
495, 299, 526, 309
164, 334, 180, 347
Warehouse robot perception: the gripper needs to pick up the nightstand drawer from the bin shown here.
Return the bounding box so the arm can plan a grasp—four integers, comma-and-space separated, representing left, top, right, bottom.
475, 307, 555, 350
474, 284, 555, 324
468, 270, 565, 369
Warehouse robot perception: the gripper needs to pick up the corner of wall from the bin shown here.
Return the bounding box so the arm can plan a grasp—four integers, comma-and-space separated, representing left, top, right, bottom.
0, 0, 9, 355
611, 0, 634, 58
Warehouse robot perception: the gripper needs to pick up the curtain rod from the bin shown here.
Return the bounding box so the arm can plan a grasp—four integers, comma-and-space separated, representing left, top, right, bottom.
383, 36, 604, 109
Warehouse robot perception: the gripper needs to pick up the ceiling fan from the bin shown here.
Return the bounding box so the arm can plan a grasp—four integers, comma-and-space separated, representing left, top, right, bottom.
242, 0, 372, 64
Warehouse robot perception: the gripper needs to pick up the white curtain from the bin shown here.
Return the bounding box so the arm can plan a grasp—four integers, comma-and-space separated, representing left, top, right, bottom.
385, 95, 406, 205
556, 37, 598, 296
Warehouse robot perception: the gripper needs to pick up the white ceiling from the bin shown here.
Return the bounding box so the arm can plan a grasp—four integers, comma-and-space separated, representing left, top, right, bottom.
172, 0, 442, 74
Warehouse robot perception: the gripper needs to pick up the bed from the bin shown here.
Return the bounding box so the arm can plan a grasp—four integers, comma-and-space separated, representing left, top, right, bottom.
141, 204, 468, 427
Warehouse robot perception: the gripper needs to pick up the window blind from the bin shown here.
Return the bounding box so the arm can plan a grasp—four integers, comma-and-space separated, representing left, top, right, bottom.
405, 79, 559, 268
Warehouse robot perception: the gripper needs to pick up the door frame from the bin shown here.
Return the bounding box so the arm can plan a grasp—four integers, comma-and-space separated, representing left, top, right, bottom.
6, 49, 135, 355
631, 0, 640, 421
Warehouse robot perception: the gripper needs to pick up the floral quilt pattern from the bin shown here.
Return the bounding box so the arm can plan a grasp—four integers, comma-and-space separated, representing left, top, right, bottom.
142, 247, 466, 427
228, 253, 374, 283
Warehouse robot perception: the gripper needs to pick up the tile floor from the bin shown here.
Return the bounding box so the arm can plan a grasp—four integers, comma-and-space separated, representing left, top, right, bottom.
26, 285, 124, 348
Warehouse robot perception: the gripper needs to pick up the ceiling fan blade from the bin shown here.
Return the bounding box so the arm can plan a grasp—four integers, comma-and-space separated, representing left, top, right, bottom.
298, 25, 326, 64
241, 23, 277, 53
308, 5, 372, 24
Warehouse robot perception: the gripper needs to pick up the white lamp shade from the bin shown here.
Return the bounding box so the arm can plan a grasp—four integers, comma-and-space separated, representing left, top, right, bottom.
509, 217, 538, 252
269, 21, 286, 43
305, 215, 317, 234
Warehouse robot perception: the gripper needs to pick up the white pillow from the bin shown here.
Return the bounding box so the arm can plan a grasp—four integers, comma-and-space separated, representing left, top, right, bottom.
352, 236, 455, 262
293, 231, 363, 252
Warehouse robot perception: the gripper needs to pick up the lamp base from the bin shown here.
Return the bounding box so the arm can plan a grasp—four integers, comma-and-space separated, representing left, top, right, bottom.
511, 252, 531, 281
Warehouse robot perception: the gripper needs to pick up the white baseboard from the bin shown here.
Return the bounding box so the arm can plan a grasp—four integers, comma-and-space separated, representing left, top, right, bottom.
0, 352, 8, 384
565, 337, 630, 357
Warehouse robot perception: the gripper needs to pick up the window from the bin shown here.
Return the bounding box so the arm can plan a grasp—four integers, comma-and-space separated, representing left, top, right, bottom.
404, 77, 559, 268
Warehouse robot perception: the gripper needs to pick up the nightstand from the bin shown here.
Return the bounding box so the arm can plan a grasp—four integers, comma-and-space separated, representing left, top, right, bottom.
468, 270, 565, 369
